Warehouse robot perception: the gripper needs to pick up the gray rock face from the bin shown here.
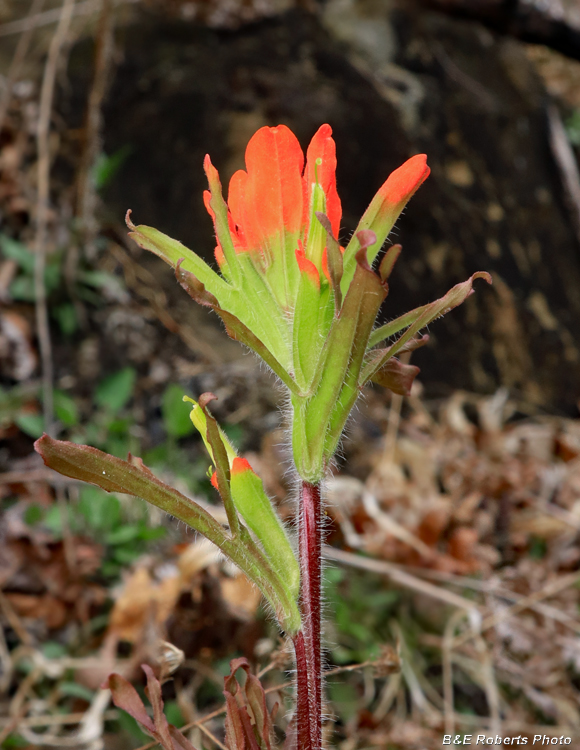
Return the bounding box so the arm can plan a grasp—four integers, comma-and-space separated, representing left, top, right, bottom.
94, 4, 580, 409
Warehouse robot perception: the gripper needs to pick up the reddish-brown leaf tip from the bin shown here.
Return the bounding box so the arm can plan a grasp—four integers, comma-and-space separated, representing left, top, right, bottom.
125, 209, 135, 230
198, 392, 218, 410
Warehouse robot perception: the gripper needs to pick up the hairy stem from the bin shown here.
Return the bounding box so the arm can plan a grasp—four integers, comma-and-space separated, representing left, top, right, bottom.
294, 480, 323, 750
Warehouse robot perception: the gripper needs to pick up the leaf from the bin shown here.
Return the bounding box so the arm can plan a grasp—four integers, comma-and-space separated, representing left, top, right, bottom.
316, 211, 343, 311
361, 272, 492, 384
92, 145, 132, 190
107, 673, 156, 735
162, 384, 196, 438
143, 664, 174, 750
341, 154, 430, 293
176, 262, 301, 396
15, 413, 44, 438
229, 458, 300, 600
127, 213, 228, 298
224, 658, 273, 750
78, 486, 121, 532
54, 390, 79, 427
378, 244, 401, 282
370, 357, 420, 396
293, 249, 322, 388
94, 367, 136, 413
34, 435, 301, 634
0, 234, 35, 274
369, 273, 491, 348
198, 393, 240, 537
35, 435, 228, 542
107, 667, 199, 750
295, 234, 387, 480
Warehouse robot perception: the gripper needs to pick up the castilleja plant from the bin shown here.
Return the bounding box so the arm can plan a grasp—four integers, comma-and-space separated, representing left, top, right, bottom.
35, 124, 490, 750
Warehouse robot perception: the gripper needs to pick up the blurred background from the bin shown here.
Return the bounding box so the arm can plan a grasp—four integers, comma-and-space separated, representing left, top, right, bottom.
1, 0, 580, 748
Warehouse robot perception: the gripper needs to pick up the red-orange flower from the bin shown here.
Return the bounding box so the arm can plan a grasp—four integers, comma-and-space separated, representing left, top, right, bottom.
203, 123, 429, 309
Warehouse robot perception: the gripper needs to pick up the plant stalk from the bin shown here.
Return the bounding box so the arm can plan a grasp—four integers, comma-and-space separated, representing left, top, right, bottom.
294, 480, 323, 750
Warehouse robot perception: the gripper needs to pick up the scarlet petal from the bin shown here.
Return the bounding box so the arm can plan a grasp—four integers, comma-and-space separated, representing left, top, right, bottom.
210, 471, 219, 490
228, 169, 249, 248
214, 245, 225, 267
296, 247, 320, 288
203, 154, 219, 183
242, 125, 304, 248
304, 124, 342, 239
379, 154, 430, 206
231, 456, 253, 475
203, 189, 213, 216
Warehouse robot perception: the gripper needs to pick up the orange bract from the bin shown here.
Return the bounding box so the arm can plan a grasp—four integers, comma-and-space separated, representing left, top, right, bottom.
303, 123, 341, 239
203, 124, 430, 293
377, 153, 430, 210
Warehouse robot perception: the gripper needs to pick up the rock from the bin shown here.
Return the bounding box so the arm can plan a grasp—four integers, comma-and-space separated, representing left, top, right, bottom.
79, 4, 580, 409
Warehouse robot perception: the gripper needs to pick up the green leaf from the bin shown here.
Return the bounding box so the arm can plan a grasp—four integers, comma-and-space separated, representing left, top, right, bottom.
52, 303, 78, 336
9, 276, 36, 302
362, 272, 493, 383
106, 524, 142, 545
292, 255, 323, 389
315, 211, 343, 310
127, 218, 227, 297
15, 413, 45, 438
230, 459, 300, 600
1, 733, 28, 748
92, 145, 132, 191
94, 367, 136, 413
54, 390, 79, 427
34, 435, 301, 634
163, 701, 185, 728
58, 681, 95, 702
162, 384, 195, 438
79, 270, 127, 299
293, 238, 387, 481
113, 547, 141, 564
42, 641, 67, 659
24, 504, 43, 526
175, 264, 299, 395
0, 234, 35, 273
78, 486, 121, 532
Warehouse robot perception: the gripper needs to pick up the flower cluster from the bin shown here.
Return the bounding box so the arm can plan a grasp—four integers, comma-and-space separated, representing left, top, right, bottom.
128, 124, 488, 481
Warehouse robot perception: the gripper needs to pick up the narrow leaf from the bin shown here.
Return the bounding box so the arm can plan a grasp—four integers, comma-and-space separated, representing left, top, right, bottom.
295, 237, 387, 480
107, 673, 156, 735
315, 211, 343, 311
370, 357, 420, 395
293, 249, 322, 388
341, 154, 430, 294
168, 726, 200, 750
142, 664, 174, 750
126, 211, 227, 296
204, 155, 243, 286
361, 272, 492, 384
175, 263, 301, 396
198, 394, 240, 537
35, 438, 301, 633
35, 435, 230, 547
378, 244, 401, 281
225, 693, 246, 750
230, 459, 300, 599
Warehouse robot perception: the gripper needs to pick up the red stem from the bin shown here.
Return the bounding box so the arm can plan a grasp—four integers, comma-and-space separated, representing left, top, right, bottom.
293, 480, 322, 750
